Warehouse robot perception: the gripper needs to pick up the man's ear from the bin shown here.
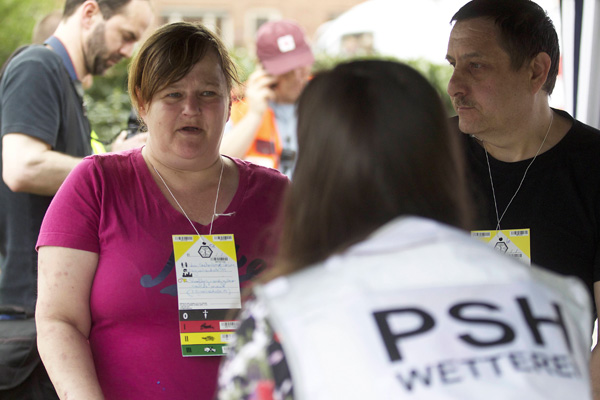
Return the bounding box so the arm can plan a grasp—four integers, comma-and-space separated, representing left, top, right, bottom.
529, 52, 552, 94
81, 0, 101, 29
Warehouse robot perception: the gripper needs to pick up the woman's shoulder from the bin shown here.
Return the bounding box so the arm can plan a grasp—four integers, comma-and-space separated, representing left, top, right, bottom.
229, 156, 290, 186
73, 148, 143, 182
83, 147, 142, 167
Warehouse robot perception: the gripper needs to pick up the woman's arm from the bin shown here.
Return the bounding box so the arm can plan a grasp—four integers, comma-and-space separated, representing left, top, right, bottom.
36, 246, 105, 399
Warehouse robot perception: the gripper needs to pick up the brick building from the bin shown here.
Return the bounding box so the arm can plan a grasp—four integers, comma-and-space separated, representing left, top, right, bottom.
150, 0, 364, 51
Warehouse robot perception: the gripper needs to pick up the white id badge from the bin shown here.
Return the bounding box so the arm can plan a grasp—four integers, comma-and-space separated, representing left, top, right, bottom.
173, 234, 241, 356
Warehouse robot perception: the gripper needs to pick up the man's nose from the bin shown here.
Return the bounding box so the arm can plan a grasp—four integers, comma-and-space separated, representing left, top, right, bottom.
120, 42, 135, 59
447, 69, 466, 98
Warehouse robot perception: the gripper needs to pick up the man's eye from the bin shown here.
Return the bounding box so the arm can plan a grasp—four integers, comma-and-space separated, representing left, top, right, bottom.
202, 91, 217, 97
167, 92, 181, 98
470, 63, 482, 69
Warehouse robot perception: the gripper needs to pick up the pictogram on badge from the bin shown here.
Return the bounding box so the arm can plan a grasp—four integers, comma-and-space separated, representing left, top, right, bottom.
199, 245, 213, 258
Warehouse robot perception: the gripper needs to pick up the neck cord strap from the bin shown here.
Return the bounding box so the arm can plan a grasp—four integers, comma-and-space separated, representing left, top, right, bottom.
209, 159, 225, 235
153, 156, 224, 236
483, 113, 553, 231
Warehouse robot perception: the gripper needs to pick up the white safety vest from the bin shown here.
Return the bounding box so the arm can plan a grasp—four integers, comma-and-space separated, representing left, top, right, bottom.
255, 217, 592, 400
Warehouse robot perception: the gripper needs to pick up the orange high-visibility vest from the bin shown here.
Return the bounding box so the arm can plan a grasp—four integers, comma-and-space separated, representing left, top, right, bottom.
230, 100, 282, 169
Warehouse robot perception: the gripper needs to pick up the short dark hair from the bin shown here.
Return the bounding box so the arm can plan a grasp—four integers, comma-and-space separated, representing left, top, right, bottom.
451, 0, 559, 94
276, 60, 473, 274
128, 22, 239, 114
63, 0, 142, 20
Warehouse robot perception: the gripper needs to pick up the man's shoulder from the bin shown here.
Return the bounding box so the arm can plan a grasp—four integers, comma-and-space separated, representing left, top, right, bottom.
553, 107, 595, 133
12, 45, 59, 63
569, 118, 600, 140
4, 45, 62, 77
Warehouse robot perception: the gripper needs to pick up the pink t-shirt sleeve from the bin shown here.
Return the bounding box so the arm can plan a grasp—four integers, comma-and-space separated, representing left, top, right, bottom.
37, 156, 101, 253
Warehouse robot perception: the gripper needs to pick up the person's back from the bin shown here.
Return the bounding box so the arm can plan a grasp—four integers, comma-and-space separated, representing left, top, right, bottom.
253, 217, 591, 399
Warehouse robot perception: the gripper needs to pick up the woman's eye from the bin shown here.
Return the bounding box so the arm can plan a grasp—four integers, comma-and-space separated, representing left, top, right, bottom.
202, 91, 216, 97
166, 92, 182, 98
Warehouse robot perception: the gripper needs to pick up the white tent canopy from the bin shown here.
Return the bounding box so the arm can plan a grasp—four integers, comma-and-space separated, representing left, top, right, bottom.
314, 0, 468, 64
314, 0, 588, 123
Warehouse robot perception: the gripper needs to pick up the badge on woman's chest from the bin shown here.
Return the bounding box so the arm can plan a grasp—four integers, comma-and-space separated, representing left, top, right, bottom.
172, 234, 241, 356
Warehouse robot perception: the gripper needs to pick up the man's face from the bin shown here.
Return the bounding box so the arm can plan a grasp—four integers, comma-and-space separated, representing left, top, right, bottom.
273, 64, 312, 104
84, 0, 153, 76
446, 17, 532, 137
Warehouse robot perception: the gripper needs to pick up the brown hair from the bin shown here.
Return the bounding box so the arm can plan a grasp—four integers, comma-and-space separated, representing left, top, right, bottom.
128, 21, 239, 113
274, 60, 473, 276
63, 0, 144, 19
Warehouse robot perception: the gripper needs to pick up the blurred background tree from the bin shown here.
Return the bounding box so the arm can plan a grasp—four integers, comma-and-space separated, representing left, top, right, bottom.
0, 0, 61, 66
84, 60, 132, 145
313, 53, 454, 114
0, 3, 453, 147
85, 51, 454, 147
1, 2, 455, 148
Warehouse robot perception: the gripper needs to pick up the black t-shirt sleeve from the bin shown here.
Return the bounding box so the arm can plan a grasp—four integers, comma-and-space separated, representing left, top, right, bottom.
1, 47, 64, 147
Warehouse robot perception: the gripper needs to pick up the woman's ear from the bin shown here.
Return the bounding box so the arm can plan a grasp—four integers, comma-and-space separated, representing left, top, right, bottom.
227, 96, 232, 121
136, 87, 147, 117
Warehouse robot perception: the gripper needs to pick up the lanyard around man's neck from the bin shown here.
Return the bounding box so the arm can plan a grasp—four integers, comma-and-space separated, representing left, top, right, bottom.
44, 36, 78, 82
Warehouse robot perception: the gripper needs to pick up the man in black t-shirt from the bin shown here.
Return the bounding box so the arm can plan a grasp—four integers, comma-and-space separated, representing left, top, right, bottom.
445, 0, 600, 397
0, 0, 153, 397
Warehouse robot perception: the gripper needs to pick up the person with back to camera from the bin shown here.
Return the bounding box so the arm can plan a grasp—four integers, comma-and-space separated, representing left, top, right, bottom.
220, 20, 314, 177
444, 0, 600, 396
35, 22, 289, 399
0, 0, 153, 397
216, 60, 593, 399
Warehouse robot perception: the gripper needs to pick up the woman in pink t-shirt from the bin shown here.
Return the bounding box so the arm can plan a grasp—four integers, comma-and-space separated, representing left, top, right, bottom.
35, 22, 288, 399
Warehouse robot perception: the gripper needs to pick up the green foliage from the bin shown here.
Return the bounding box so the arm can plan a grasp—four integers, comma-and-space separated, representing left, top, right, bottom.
84, 60, 132, 144
83, 48, 456, 146
229, 47, 257, 84
2, 5, 455, 145
313, 52, 455, 115
405, 58, 455, 116
0, 0, 59, 66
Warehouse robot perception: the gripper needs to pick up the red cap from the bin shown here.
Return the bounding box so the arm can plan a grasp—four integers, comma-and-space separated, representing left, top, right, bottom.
256, 20, 314, 76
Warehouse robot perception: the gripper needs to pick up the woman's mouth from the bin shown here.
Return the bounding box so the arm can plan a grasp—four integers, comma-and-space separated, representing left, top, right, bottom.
179, 126, 200, 133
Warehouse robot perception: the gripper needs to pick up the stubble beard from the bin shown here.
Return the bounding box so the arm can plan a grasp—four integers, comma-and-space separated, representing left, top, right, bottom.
84, 23, 120, 76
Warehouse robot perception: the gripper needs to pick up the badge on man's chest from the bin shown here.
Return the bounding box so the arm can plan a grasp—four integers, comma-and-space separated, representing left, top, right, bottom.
471, 229, 531, 265
173, 234, 241, 356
